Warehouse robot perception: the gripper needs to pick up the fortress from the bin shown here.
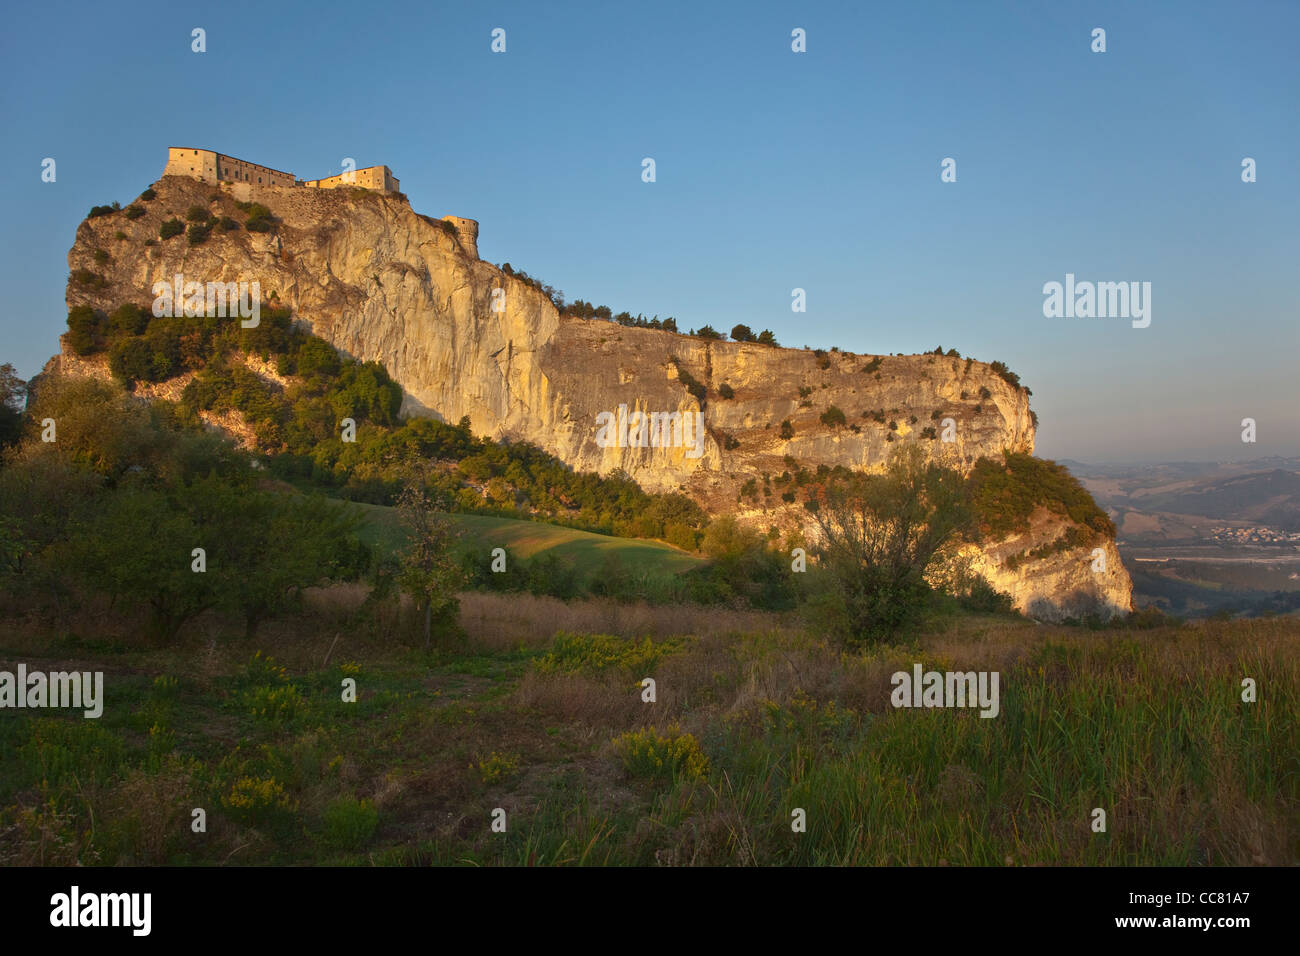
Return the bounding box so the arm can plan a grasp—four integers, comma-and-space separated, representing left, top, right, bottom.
162, 147, 478, 256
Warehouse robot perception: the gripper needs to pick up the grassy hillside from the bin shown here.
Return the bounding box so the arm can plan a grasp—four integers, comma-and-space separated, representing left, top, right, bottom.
351, 502, 703, 583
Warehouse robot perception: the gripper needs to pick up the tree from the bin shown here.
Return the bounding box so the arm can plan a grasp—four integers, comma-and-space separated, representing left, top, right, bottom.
70, 480, 220, 642
695, 325, 724, 341
396, 475, 465, 648
0, 363, 24, 451
730, 324, 756, 343
187, 480, 364, 636
757, 329, 778, 346
806, 444, 971, 644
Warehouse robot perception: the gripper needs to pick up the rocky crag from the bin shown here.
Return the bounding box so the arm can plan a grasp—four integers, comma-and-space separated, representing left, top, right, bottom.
50, 173, 1131, 620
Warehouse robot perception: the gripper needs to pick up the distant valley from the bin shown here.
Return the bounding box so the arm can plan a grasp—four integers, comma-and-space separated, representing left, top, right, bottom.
1061, 458, 1300, 617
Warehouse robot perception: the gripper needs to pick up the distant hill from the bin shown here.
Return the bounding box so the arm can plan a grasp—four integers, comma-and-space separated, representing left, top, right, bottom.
1062, 460, 1300, 530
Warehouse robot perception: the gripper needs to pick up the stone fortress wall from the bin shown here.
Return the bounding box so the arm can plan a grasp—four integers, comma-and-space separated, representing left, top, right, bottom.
164, 147, 297, 188
302, 166, 400, 193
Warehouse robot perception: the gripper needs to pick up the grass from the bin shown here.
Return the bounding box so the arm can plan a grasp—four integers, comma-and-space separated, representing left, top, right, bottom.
350, 502, 703, 583
0, 588, 1295, 866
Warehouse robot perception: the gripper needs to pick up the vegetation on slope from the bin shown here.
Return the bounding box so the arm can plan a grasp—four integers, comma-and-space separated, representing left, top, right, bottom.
60, 301, 710, 548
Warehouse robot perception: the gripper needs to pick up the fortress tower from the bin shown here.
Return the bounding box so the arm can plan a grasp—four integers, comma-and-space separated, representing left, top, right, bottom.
442, 216, 479, 259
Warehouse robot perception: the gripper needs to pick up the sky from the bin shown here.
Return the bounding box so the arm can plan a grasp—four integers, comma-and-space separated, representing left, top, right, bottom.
1, 0, 1296, 463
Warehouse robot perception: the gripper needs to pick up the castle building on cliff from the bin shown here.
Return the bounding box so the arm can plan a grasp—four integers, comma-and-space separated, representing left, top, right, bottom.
161, 147, 478, 257
163, 147, 400, 194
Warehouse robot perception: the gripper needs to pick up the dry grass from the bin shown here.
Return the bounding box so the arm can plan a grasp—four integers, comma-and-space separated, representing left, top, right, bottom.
457, 591, 800, 652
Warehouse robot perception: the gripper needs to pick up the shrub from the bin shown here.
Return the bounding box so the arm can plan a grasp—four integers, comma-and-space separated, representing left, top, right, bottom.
139, 187, 156, 200
441, 219, 459, 237
473, 751, 521, 784
676, 367, 707, 404
535, 632, 683, 677
124, 205, 145, 220
243, 203, 274, 232
93, 249, 109, 265
244, 683, 308, 724
107, 303, 148, 336
613, 726, 709, 782
185, 205, 211, 222
779, 419, 794, 440
718, 382, 735, 399
159, 218, 184, 240
187, 223, 212, 245
988, 360, 1022, 390
819, 405, 846, 428
70, 268, 106, 289
113, 230, 127, 240
220, 775, 296, 826
219, 217, 240, 231
861, 356, 883, 374
87, 202, 119, 218
321, 796, 379, 850
958, 577, 1015, 613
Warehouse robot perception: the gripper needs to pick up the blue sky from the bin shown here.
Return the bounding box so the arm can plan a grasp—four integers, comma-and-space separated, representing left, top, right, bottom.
1, 0, 1295, 462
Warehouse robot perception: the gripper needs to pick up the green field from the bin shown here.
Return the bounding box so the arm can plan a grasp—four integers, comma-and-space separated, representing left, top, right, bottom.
349, 502, 704, 582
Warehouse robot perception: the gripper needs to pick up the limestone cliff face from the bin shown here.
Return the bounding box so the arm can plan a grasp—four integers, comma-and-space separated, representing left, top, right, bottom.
955, 510, 1133, 622
56, 175, 1131, 621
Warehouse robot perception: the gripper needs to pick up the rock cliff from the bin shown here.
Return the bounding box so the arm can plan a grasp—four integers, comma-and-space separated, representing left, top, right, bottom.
53, 174, 1131, 620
